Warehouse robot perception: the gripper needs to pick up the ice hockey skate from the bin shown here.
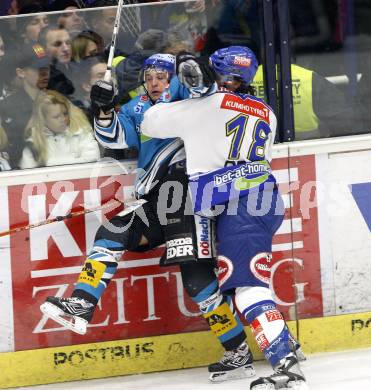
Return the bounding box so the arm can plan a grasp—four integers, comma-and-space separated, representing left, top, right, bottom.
289, 334, 306, 362
208, 341, 255, 382
250, 354, 306, 390
292, 344, 306, 363
40, 296, 95, 335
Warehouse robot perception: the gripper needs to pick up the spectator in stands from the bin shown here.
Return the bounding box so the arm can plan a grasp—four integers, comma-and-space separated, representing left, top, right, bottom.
114, 28, 193, 100
163, 31, 192, 55
6, 0, 21, 15
86, 0, 117, 48
86, 0, 131, 60
16, 4, 49, 44
139, 0, 207, 54
135, 28, 170, 53
114, 29, 170, 102
41, 25, 72, 66
0, 21, 19, 101
0, 42, 50, 168
71, 30, 104, 62
0, 31, 10, 100
0, 123, 11, 171
1, 19, 18, 98
71, 54, 107, 123
48, 0, 87, 38
20, 90, 100, 168
39, 25, 75, 96
114, 28, 193, 102
70, 54, 136, 160
6, 0, 49, 15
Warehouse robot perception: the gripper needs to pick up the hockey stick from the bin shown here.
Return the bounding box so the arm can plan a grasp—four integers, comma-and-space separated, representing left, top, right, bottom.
104, 0, 125, 82
0, 198, 122, 238
0, 198, 149, 238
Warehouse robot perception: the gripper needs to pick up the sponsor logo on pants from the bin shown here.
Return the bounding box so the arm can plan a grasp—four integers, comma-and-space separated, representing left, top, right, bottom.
195, 216, 212, 258
166, 237, 193, 259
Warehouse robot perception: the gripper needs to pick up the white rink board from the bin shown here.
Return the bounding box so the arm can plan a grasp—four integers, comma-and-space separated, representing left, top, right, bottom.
327, 150, 371, 314
0, 186, 14, 352
282, 136, 371, 316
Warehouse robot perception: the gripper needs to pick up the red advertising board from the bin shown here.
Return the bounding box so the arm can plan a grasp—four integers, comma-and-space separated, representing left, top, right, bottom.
10, 174, 205, 351
271, 155, 322, 319
8, 155, 322, 351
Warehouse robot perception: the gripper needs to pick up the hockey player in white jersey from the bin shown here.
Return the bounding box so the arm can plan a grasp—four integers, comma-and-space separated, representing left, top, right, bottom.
40, 53, 256, 383
141, 46, 307, 390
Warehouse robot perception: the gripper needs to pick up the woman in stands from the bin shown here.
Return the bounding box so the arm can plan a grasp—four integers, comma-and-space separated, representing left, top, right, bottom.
20, 90, 100, 168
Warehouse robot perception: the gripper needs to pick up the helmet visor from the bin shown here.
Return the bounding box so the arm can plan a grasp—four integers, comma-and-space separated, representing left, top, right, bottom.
215, 73, 243, 91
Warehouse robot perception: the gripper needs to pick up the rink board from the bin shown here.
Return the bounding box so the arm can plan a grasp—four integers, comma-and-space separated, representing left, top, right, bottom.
1, 312, 371, 388
0, 136, 371, 387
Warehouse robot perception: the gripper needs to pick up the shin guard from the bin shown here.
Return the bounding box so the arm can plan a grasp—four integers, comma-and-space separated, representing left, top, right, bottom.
194, 280, 246, 351
235, 286, 292, 368
73, 244, 124, 304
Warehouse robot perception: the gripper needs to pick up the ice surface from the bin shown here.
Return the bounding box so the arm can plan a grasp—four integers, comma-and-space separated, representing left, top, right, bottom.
17, 348, 371, 390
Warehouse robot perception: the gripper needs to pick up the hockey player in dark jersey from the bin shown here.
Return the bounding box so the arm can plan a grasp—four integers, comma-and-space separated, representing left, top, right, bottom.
141, 47, 307, 390
40, 53, 255, 382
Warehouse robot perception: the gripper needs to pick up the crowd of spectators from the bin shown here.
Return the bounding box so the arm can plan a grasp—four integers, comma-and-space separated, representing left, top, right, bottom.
0, 0, 364, 172
0, 0, 218, 171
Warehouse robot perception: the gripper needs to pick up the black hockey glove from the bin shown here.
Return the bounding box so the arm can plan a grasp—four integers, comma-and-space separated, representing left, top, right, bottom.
176, 52, 215, 90
90, 80, 115, 116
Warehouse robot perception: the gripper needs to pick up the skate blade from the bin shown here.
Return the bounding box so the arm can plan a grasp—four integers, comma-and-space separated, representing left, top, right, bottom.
251, 380, 307, 390
288, 380, 308, 390
40, 302, 87, 335
295, 348, 307, 362
209, 365, 255, 383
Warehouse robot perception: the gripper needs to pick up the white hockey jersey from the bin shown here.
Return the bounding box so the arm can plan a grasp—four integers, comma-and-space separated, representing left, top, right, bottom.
141, 91, 277, 174
141, 91, 277, 212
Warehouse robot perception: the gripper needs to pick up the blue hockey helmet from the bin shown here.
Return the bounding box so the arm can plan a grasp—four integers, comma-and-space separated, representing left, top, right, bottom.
209, 46, 258, 86
142, 53, 176, 81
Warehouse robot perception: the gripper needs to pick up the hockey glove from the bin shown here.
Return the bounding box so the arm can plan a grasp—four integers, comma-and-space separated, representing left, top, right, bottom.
176, 52, 215, 91
90, 80, 115, 116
